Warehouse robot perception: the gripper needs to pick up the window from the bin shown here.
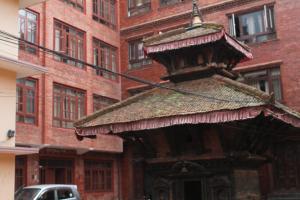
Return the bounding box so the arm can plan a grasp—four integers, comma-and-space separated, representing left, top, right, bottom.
18, 9, 39, 54
128, 39, 152, 69
93, 38, 118, 80
242, 68, 282, 101
54, 20, 85, 69
57, 188, 75, 199
16, 78, 38, 125
39, 190, 55, 200
229, 5, 276, 43
128, 0, 151, 17
93, 0, 116, 29
84, 160, 112, 192
59, 0, 85, 12
53, 84, 86, 128
93, 94, 118, 112
160, 0, 184, 6
15, 157, 26, 191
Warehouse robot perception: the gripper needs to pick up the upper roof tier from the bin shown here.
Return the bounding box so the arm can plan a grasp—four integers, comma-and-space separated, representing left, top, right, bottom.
143, 1, 253, 82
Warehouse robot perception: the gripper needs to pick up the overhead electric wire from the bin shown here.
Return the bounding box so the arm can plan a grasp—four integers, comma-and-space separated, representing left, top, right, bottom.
0, 30, 261, 104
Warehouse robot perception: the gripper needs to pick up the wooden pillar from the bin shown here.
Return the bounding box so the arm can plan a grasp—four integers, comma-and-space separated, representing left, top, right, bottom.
122, 143, 134, 200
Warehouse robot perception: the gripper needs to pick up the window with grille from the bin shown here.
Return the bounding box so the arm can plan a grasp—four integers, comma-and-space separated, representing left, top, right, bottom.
18, 9, 39, 54
84, 160, 113, 192
59, 0, 85, 12
93, 38, 118, 80
128, 0, 151, 17
128, 39, 152, 69
54, 20, 85, 69
93, 94, 118, 112
16, 78, 38, 125
53, 84, 86, 128
229, 5, 276, 43
241, 68, 282, 101
93, 0, 116, 29
15, 157, 26, 191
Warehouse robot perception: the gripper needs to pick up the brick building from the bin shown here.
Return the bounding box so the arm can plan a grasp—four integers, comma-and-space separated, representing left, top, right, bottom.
120, 0, 300, 113
15, 0, 300, 199
16, 0, 122, 199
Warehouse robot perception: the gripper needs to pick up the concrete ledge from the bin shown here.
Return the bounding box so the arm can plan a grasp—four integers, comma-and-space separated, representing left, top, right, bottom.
0, 146, 39, 155
19, 0, 46, 8
0, 54, 47, 78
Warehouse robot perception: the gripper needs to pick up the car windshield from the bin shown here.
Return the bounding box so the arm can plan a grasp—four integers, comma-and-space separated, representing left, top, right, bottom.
15, 188, 41, 200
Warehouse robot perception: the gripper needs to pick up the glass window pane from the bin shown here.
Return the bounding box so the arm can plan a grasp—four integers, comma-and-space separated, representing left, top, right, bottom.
19, 18, 25, 39
17, 87, 23, 112
240, 10, 264, 35
94, 48, 99, 65
272, 79, 282, 101
258, 79, 269, 93
55, 30, 61, 51
138, 42, 144, 59
27, 12, 37, 21
19, 10, 26, 17
25, 80, 36, 87
54, 95, 61, 118
271, 68, 280, 76
24, 117, 35, 124
26, 90, 35, 113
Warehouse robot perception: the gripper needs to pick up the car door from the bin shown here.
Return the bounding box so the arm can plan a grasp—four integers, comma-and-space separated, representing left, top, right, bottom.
56, 188, 77, 200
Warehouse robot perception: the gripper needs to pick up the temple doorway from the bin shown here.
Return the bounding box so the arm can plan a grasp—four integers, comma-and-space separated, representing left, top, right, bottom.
184, 180, 202, 200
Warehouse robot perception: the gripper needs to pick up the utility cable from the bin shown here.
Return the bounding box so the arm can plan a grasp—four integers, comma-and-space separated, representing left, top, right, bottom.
0, 30, 262, 104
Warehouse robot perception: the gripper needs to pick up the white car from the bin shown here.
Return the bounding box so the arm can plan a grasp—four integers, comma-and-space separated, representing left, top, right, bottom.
15, 184, 81, 200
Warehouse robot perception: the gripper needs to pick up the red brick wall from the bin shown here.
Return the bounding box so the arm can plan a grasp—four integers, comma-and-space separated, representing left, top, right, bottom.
17, 0, 123, 152
16, 1, 123, 198
120, 0, 300, 112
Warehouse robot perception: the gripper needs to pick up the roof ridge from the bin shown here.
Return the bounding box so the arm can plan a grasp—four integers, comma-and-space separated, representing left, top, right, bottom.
213, 75, 271, 102
75, 88, 159, 127
144, 23, 224, 47
274, 102, 300, 119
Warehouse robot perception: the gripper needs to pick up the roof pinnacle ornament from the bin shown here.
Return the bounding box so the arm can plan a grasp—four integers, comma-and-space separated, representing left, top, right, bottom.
191, 0, 203, 27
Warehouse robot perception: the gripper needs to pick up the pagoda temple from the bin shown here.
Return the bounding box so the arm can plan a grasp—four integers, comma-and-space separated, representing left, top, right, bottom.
75, 1, 300, 200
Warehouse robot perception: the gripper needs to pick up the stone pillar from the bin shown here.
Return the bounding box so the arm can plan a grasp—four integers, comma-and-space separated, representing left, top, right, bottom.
27, 154, 40, 185
233, 169, 261, 200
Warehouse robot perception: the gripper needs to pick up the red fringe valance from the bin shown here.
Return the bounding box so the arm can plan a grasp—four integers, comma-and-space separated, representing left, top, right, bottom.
144, 30, 253, 60
75, 106, 300, 137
